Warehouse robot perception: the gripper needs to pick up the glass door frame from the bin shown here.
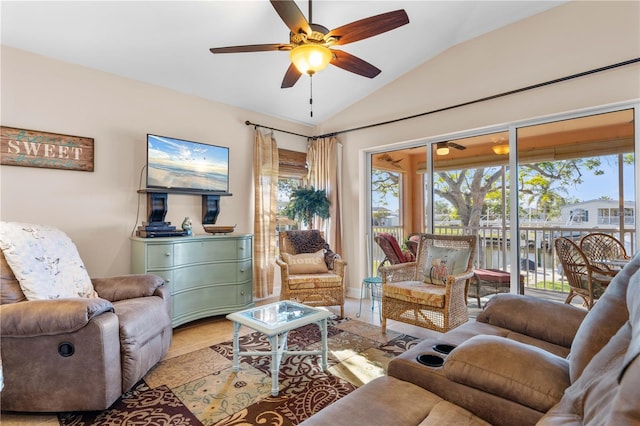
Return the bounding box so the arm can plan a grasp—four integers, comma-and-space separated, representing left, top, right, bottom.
507, 101, 639, 293
364, 99, 639, 284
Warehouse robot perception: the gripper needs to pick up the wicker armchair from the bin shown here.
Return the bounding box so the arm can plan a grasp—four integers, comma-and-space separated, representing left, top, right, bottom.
380, 233, 476, 333
579, 232, 630, 276
555, 237, 613, 310
276, 230, 346, 317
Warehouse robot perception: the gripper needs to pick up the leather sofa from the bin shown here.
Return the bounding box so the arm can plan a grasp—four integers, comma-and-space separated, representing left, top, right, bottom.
0, 250, 172, 412
302, 252, 640, 425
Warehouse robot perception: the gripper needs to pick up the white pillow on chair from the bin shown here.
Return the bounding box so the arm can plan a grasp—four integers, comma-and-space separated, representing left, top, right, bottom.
0, 222, 97, 300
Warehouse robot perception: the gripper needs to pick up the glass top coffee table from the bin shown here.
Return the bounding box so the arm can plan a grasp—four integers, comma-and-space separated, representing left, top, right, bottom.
226, 300, 332, 396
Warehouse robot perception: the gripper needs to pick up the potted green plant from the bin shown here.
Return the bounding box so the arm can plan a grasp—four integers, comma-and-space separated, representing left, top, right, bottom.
283, 186, 330, 230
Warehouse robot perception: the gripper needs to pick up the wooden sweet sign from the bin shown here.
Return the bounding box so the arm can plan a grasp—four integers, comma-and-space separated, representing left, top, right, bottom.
0, 126, 94, 172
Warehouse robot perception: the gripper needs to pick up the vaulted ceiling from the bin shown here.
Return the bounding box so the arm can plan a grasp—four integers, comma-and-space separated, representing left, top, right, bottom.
1, 1, 566, 126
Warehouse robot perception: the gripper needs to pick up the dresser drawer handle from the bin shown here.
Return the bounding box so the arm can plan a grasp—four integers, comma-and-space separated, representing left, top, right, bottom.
240, 268, 245, 273
240, 290, 245, 295
164, 252, 171, 257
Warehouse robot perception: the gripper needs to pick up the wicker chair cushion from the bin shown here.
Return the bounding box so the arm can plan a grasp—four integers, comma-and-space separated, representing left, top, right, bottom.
383, 281, 446, 308
578, 275, 609, 298
376, 233, 409, 264
282, 249, 329, 274
287, 274, 344, 290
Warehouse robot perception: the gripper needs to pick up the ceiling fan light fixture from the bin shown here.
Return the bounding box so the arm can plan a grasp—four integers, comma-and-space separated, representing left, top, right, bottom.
492, 144, 510, 155
435, 142, 449, 156
289, 44, 333, 75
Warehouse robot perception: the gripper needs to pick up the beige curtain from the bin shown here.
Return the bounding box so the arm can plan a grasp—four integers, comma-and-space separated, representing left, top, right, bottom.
253, 129, 278, 298
307, 136, 343, 255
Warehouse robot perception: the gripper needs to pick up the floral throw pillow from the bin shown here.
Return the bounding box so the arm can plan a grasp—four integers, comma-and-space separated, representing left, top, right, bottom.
0, 222, 97, 300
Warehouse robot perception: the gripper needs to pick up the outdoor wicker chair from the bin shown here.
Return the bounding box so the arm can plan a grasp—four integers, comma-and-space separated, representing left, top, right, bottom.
379, 233, 476, 333
579, 232, 630, 276
555, 236, 613, 310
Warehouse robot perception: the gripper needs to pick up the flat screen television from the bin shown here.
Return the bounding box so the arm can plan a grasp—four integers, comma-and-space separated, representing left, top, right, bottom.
146, 134, 229, 193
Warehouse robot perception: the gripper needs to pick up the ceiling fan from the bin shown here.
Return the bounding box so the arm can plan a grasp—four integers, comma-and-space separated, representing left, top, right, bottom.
209, 0, 409, 88
379, 153, 404, 169
435, 141, 467, 156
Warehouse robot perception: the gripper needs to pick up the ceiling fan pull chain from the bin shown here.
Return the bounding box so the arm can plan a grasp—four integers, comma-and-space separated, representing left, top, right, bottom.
310, 75, 313, 118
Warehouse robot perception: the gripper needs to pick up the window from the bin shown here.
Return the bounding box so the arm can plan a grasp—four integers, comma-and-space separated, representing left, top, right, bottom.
371, 169, 401, 228
570, 209, 588, 224
625, 208, 635, 225
599, 208, 620, 225
276, 149, 307, 233
277, 176, 303, 232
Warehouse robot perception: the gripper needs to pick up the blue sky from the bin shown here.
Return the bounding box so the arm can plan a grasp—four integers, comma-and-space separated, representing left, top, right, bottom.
571, 161, 635, 202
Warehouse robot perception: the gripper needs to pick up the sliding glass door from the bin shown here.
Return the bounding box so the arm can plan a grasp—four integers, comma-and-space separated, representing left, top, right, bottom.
515, 108, 636, 295
366, 104, 637, 305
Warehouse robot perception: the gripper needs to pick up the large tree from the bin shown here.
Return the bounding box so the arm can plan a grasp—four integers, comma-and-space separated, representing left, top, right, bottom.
433, 156, 616, 229
434, 167, 503, 229
371, 169, 400, 209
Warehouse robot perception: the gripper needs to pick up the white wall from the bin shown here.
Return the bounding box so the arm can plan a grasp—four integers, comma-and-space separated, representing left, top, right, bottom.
0, 46, 310, 277
316, 1, 640, 295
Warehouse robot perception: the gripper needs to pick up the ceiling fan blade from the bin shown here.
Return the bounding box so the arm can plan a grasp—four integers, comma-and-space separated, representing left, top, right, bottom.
281, 63, 302, 88
448, 142, 467, 150
326, 10, 409, 46
210, 43, 291, 54
330, 49, 381, 78
270, 0, 312, 35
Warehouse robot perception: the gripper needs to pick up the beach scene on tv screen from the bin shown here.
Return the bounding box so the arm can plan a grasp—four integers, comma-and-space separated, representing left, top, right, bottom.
147, 135, 229, 192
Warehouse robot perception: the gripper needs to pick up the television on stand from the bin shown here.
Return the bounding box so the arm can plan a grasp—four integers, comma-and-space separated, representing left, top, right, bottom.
146, 134, 229, 194
139, 134, 231, 237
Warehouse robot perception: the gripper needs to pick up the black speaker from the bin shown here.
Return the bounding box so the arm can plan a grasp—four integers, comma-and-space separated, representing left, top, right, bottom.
202, 194, 221, 224
147, 192, 168, 224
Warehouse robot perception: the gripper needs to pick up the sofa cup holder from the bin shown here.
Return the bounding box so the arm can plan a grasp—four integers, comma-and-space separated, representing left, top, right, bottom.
58, 341, 75, 357
433, 344, 456, 355
416, 354, 445, 367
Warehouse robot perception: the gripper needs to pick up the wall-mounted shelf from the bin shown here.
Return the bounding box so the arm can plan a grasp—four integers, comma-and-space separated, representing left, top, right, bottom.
137, 189, 233, 226
138, 188, 233, 197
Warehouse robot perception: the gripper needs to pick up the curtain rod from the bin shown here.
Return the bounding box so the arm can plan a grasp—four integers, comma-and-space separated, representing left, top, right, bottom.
314, 57, 640, 139
247, 58, 639, 141
244, 120, 310, 139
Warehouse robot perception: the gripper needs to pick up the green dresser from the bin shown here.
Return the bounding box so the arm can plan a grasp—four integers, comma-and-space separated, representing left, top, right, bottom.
131, 234, 253, 327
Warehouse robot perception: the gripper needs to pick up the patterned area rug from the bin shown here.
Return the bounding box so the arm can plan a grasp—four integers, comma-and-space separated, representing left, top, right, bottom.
58, 317, 422, 426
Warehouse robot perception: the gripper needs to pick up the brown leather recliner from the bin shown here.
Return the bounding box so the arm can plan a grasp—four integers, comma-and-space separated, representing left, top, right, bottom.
0, 250, 172, 412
